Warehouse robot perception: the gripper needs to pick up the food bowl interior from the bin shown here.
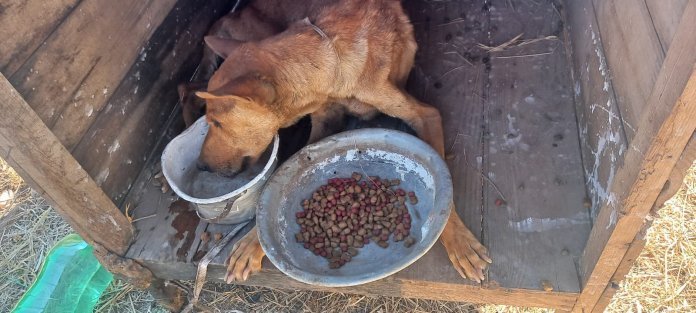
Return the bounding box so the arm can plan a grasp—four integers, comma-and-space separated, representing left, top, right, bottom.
162, 117, 276, 202
257, 129, 452, 286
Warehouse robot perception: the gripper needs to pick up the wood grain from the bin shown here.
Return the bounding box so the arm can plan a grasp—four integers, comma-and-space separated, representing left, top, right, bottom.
575, 13, 696, 306
645, 0, 689, 51
563, 0, 628, 223
0, 73, 133, 255
0, 0, 80, 76
8, 0, 178, 149
593, 0, 665, 142
482, 0, 589, 293
70, 0, 233, 206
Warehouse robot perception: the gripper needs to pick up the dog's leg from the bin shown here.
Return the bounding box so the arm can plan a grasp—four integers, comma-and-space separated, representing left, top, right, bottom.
357, 85, 491, 282
308, 103, 347, 144
225, 226, 265, 283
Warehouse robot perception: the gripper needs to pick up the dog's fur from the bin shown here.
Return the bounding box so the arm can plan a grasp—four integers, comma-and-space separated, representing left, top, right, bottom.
194, 0, 491, 283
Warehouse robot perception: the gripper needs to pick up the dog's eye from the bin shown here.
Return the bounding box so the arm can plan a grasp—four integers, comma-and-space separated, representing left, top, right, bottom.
211, 119, 222, 129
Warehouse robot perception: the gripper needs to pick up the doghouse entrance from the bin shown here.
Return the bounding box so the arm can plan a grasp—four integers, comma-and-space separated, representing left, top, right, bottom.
124, 0, 590, 303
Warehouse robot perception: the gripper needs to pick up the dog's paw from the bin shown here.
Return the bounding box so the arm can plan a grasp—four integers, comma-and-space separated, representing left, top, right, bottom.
440, 214, 491, 283
225, 228, 265, 283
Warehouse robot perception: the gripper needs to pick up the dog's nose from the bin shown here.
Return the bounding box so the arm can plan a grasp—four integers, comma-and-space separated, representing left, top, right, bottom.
197, 161, 212, 172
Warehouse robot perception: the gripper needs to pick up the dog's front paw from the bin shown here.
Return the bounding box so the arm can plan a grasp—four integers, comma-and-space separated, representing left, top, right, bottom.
225, 227, 265, 283
440, 211, 491, 283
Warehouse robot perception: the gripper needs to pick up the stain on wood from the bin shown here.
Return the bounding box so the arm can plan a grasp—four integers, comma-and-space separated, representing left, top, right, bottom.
169, 200, 201, 260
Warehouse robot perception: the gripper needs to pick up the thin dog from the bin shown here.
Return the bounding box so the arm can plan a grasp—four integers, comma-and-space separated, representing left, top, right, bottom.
195, 0, 492, 283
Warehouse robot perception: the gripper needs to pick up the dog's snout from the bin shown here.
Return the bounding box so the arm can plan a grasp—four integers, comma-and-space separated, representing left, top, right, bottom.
197, 160, 212, 172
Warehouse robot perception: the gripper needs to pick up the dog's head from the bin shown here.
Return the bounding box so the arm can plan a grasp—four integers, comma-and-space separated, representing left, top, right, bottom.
195, 36, 278, 176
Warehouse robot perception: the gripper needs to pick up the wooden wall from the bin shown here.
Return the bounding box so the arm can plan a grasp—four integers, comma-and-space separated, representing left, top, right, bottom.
563, 0, 689, 221
564, 0, 696, 311
0, 0, 235, 207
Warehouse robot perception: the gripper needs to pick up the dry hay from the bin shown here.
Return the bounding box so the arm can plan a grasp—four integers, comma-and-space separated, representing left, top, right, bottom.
606, 162, 696, 312
0, 158, 31, 217
476, 33, 558, 53
0, 191, 72, 311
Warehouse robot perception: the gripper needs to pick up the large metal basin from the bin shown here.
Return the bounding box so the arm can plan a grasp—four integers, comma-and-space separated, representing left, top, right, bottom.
257, 128, 453, 286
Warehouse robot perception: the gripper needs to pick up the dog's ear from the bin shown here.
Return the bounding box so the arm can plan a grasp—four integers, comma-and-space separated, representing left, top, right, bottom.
204, 36, 243, 58
195, 91, 222, 100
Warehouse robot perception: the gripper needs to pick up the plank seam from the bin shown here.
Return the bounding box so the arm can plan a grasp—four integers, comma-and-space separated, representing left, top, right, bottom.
642, 0, 667, 55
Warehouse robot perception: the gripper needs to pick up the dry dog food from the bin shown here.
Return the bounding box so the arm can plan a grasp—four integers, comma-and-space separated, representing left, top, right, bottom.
294, 172, 418, 269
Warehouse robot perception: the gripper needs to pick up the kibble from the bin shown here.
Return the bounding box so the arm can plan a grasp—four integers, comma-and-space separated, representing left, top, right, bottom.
295, 173, 419, 269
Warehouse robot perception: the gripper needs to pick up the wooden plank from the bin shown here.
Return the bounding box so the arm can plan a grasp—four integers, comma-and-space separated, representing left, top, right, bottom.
563, 0, 628, 223
645, 0, 689, 52
654, 133, 696, 208
590, 222, 649, 313
593, 0, 665, 141
0, 74, 133, 255
126, 182, 578, 310
0, 0, 80, 76
8, 0, 179, 149
125, 174, 208, 267
593, 137, 694, 309
402, 0, 490, 254
575, 7, 696, 306
481, 0, 589, 293
70, 0, 233, 206
136, 255, 578, 310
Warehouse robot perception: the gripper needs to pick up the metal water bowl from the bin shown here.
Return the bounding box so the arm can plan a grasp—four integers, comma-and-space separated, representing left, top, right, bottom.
161, 116, 279, 224
257, 128, 453, 286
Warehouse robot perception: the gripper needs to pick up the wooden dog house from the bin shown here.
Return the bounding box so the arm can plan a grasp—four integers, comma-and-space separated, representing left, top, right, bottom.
1, 0, 694, 311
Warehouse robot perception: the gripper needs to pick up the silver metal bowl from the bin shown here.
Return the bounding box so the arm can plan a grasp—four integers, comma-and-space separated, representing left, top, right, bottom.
257, 128, 453, 286
162, 116, 279, 224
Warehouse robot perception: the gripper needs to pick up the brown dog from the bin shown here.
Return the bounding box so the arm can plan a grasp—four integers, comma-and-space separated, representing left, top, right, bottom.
196, 0, 491, 283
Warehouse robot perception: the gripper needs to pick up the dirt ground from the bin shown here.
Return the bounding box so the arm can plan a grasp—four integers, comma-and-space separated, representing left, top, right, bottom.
1, 158, 693, 312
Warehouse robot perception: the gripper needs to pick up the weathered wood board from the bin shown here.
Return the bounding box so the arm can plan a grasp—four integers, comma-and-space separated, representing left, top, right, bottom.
592, 0, 665, 142
481, 0, 590, 293
71, 0, 235, 207
126, 172, 578, 311
576, 1, 696, 309
0, 74, 133, 255
563, 0, 628, 224
7, 0, 179, 149
0, 0, 80, 76
402, 0, 491, 251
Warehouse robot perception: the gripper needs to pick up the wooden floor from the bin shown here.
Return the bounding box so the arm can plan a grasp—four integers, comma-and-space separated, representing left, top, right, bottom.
125, 0, 590, 309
